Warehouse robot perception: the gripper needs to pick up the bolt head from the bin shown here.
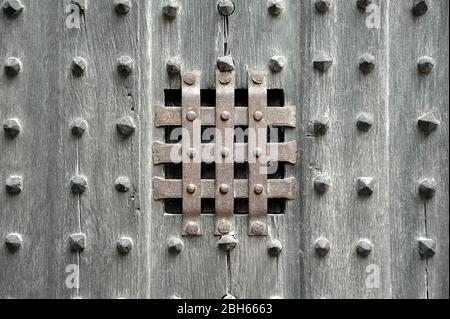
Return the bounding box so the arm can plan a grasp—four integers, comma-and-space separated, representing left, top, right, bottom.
250, 221, 266, 236
117, 56, 134, 76
217, 55, 235, 72
114, 176, 131, 192
314, 237, 331, 256
5, 233, 22, 252
186, 111, 197, 121
267, 0, 284, 16
217, 220, 232, 234
356, 0, 372, 11
412, 0, 429, 16
222, 294, 237, 299
254, 184, 264, 195
356, 112, 374, 132
186, 184, 197, 194
253, 111, 264, 121
418, 112, 440, 134
217, 0, 235, 16
218, 234, 238, 251
251, 72, 264, 85
166, 57, 182, 75
418, 179, 437, 200
2, 0, 24, 17
183, 73, 196, 85
313, 52, 333, 73
187, 148, 197, 159
356, 177, 374, 197
71, 56, 87, 77
185, 222, 200, 236
219, 184, 229, 195
168, 237, 184, 254
267, 239, 283, 256
69, 233, 86, 252
269, 55, 286, 73
315, 0, 331, 13
116, 116, 136, 137
3, 118, 21, 138
221, 148, 230, 158
117, 237, 133, 254
218, 72, 232, 85
70, 175, 88, 195
356, 239, 372, 257
163, 0, 179, 19
417, 56, 435, 75
220, 111, 230, 121
313, 174, 331, 194
359, 53, 376, 74
4, 57, 22, 77
114, 0, 132, 14
418, 238, 436, 258
5, 175, 23, 194
70, 118, 87, 138
312, 115, 330, 136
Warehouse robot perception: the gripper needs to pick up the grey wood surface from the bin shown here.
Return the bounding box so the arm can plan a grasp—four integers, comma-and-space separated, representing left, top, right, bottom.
0, 0, 448, 299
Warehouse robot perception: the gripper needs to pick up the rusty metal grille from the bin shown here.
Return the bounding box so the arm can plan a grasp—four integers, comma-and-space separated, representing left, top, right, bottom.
153, 71, 297, 236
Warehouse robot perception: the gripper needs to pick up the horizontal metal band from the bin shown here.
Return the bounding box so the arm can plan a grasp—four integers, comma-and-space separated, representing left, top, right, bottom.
155, 105, 296, 127
153, 141, 297, 164
153, 177, 296, 200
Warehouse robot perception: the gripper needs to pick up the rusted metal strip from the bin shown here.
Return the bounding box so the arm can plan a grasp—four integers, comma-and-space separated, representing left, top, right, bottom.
153, 141, 297, 165
248, 71, 268, 236
181, 71, 202, 236
215, 71, 236, 235
155, 105, 296, 127
153, 178, 296, 200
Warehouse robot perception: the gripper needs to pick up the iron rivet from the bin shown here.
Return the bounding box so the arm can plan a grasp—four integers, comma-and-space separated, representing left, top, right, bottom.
4, 57, 22, 77
69, 233, 86, 252
218, 72, 232, 85
217, 55, 235, 72
218, 234, 238, 251
5, 233, 22, 252
269, 55, 286, 73
187, 148, 196, 159
251, 72, 264, 85
312, 115, 330, 136
359, 53, 376, 74
356, 177, 374, 197
3, 118, 21, 138
250, 221, 265, 235
412, 0, 429, 16
168, 237, 184, 254
267, 239, 283, 256
163, 0, 179, 19
267, 0, 284, 16
418, 178, 437, 200
114, 0, 132, 15
314, 237, 331, 256
217, 0, 235, 16
418, 237, 436, 258
220, 111, 230, 121
114, 176, 131, 192
183, 73, 196, 85
222, 294, 237, 299
253, 111, 264, 121
418, 112, 440, 134
70, 175, 88, 195
356, 112, 374, 132
219, 184, 229, 195
116, 116, 136, 137
356, 0, 372, 12
314, 174, 331, 194
186, 111, 197, 121
356, 239, 372, 257
253, 148, 263, 158
315, 0, 331, 14
71, 56, 87, 77
217, 221, 231, 235
166, 57, 182, 75
70, 118, 87, 138
5, 175, 23, 194
186, 184, 197, 194
117, 55, 134, 76
186, 222, 200, 236
313, 52, 333, 73
417, 56, 435, 75
254, 184, 264, 195
221, 148, 230, 158
2, 0, 24, 17
117, 237, 133, 254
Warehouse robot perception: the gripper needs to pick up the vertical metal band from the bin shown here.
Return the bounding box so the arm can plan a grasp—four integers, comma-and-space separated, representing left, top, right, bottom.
215, 71, 236, 236
248, 71, 268, 236
181, 71, 202, 236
